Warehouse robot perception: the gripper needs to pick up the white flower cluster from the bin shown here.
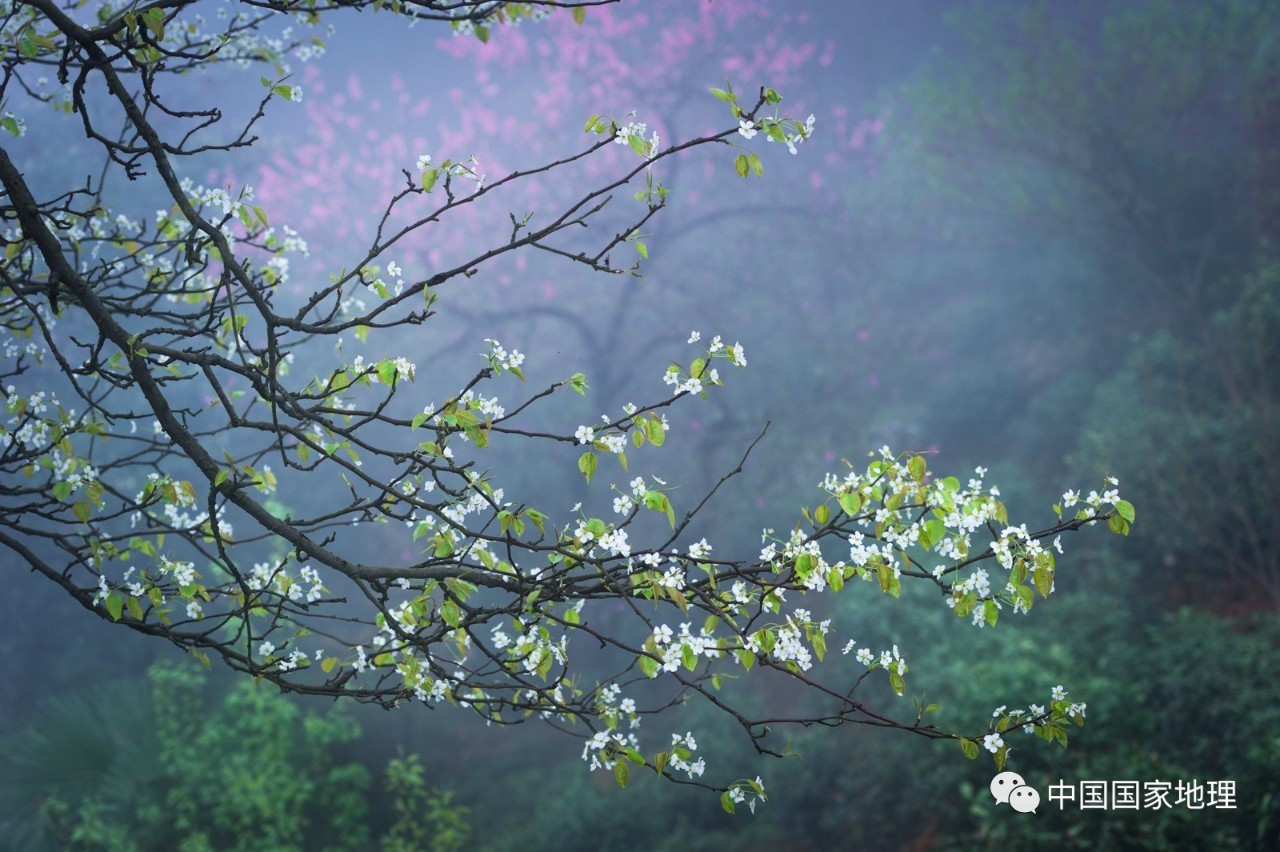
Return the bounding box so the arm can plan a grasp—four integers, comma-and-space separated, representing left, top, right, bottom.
667, 731, 706, 778
735, 113, 816, 155
768, 114, 816, 155
840, 641, 906, 675
755, 608, 830, 672
132, 472, 235, 538
2, 387, 62, 452
594, 682, 640, 731
247, 559, 324, 603
572, 518, 631, 558
484, 338, 525, 373
649, 621, 722, 673
360, 260, 407, 299
1062, 476, 1125, 519
990, 685, 1086, 743
449, 3, 551, 38
581, 728, 640, 772
415, 152, 486, 189
726, 777, 767, 814
457, 389, 505, 420
663, 333, 746, 395
614, 120, 661, 159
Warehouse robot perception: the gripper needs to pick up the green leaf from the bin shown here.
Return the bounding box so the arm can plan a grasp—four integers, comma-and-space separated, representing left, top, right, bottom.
720, 791, 736, 814
106, 592, 123, 622
960, 738, 979, 759
889, 671, 905, 696
1033, 565, 1054, 598
643, 415, 665, 446
1115, 499, 1135, 522
638, 653, 659, 679
526, 508, 547, 535
1108, 514, 1130, 536
984, 599, 999, 627
126, 595, 144, 622
710, 87, 733, 102
142, 7, 165, 38
441, 599, 462, 627
1015, 584, 1035, 612
748, 152, 764, 176
734, 153, 750, 178
827, 567, 845, 592
644, 490, 676, 527
635, 240, 648, 259
908, 455, 926, 482
572, 6, 586, 24
876, 563, 893, 593
422, 167, 439, 192
376, 360, 397, 386
578, 451, 598, 482
73, 501, 91, 522
814, 504, 831, 526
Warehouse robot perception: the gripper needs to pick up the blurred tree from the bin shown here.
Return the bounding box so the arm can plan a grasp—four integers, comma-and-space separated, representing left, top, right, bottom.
472, 564, 1280, 850
0, 660, 471, 851
1077, 261, 1280, 608
870, 0, 1280, 475
902, 0, 1278, 327
0, 0, 1130, 810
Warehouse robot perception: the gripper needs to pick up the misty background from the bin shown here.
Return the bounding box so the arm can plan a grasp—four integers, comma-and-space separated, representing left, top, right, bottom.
2, 1, 1277, 848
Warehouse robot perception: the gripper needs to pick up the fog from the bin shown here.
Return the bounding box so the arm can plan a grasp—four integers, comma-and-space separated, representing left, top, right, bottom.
2, 1, 1276, 848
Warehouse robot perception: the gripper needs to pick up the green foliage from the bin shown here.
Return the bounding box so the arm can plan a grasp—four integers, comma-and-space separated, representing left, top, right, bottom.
381, 753, 471, 852
1075, 260, 1280, 605
454, 554, 1277, 850
147, 661, 370, 850
0, 661, 469, 850
937, 599, 1280, 849
0, 681, 159, 851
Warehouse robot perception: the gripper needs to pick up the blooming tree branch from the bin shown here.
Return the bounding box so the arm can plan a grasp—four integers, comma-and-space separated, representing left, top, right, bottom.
0, 0, 1130, 807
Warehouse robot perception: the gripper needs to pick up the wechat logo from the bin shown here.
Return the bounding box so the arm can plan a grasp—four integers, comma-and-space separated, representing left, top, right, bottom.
990, 771, 1040, 814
